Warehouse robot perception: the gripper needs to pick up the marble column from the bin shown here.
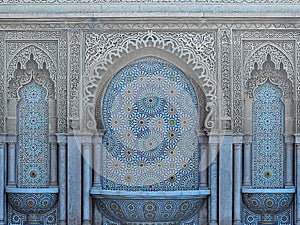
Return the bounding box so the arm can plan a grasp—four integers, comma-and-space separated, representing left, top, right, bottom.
0, 135, 5, 225
243, 135, 252, 187
233, 136, 243, 225
57, 134, 67, 225
50, 135, 58, 187
200, 143, 208, 188
296, 135, 300, 225
7, 135, 17, 187
93, 134, 103, 187
284, 135, 294, 187
68, 135, 82, 224
218, 135, 233, 224
209, 140, 218, 225
82, 137, 92, 225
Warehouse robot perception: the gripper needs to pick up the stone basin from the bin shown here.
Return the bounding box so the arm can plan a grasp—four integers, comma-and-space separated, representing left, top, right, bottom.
6, 187, 59, 224
242, 188, 295, 224
91, 189, 210, 223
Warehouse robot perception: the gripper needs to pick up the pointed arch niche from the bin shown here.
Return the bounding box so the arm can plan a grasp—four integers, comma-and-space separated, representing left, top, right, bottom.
5, 51, 61, 225
241, 46, 296, 225
90, 52, 211, 225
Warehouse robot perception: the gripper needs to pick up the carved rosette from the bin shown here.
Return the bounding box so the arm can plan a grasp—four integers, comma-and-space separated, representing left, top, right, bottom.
83, 31, 217, 133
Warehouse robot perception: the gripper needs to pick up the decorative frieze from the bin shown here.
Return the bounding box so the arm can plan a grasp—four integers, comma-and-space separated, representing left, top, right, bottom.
219, 29, 232, 130
68, 29, 81, 131
0, 0, 299, 4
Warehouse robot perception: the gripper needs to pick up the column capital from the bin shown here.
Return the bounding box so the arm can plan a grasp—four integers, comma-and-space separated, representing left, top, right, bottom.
49, 134, 57, 143
233, 143, 243, 150
0, 134, 6, 143
284, 134, 295, 144
93, 130, 105, 144
56, 133, 67, 143
81, 135, 92, 146
243, 135, 252, 143
6, 134, 17, 144
233, 134, 243, 144
294, 133, 300, 144
208, 134, 220, 144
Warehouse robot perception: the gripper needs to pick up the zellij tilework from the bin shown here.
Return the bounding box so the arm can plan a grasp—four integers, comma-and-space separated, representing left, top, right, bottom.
252, 82, 284, 188
101, 57, 200, 191
17, 79, 49, 188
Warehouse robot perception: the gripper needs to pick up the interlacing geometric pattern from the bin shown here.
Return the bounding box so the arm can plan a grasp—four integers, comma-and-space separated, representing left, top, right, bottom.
242, 193, 293, 225
242, 193, 293, 223
252, 82, 284, 188
7, 193, 58, 215
17, 79, 49, 188
95, 198, 205, 223
101, 57, 200, 191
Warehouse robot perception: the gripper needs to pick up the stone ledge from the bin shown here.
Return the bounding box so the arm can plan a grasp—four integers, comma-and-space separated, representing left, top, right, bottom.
1, 4, 300, 18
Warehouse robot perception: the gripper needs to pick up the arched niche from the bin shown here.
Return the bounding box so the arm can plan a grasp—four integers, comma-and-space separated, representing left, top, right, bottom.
95, 49, 207, 132
85, 47, 210, 134
243, 48, 295, 135
7, 44, 57, 89
6, 51, 57, 134
96, 55, 207, 191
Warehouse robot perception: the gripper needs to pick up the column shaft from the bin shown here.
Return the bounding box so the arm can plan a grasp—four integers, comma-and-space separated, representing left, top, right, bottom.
93, 142, 101, 187
82, 143, 92, 225
285, 142, 294, 187
58, 142, 67, 225
209, 143, 218, 225
7, 142, 16, 187
0, 143, 5, 225
200, 143, 208, 187
50, 142, 58, 186
233, 143, 242, 225
296, 144, 300, 224
243, 142, 252, 186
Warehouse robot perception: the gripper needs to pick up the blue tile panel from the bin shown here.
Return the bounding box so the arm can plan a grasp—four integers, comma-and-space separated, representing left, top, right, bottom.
17, 80, 49, 188
101, 57, 200, 191
252, 82, 284, 188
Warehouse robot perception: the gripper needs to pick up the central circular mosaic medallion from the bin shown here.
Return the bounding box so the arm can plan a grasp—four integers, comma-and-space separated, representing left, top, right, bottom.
102, 57, 200, 191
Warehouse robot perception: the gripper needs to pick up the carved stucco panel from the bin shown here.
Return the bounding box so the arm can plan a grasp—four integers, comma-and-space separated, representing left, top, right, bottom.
243, 42, 295, 85
0, 0, 299, 3
68, 29, 81, 131
4, 31, 68, 133
0, 33, 4, 133
219, 29, 232, 130
6, 41, 58, 84
6, 43, 57, 99
83, 31, 217, 132
233, 30, 299, 133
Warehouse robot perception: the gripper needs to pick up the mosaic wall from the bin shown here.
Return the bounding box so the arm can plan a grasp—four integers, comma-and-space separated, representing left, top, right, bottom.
17, 79, 49, 188
242, 193, 294, 225
95, 198, 204, 223
252, 82, 284, 188
101, 57, 200, 191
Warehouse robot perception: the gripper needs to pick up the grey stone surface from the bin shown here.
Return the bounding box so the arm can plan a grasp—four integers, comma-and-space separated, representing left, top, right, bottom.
0, 7, 299, 224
